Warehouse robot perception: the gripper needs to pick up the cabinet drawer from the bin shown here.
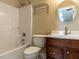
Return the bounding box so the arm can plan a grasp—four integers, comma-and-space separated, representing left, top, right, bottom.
70, 40, 79, 48
46, 38, 70, 48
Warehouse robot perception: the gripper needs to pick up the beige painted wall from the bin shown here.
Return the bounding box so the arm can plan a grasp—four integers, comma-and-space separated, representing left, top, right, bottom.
32, 0, 79, 34
0, 0, 19, 7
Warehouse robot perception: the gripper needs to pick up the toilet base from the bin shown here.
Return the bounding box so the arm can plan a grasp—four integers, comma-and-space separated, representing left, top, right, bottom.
24, 52, 40, 59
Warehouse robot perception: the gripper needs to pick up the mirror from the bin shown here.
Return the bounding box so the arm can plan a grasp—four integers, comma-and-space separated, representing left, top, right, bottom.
57, 1, 77, 24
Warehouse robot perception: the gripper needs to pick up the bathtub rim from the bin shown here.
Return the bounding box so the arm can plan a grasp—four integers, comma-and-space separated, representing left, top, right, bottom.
0, 43, 30, 57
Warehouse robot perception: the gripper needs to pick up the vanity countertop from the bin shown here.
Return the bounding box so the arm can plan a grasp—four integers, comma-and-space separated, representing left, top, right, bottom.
33, 35, 48, 38
33, 31, 79, 40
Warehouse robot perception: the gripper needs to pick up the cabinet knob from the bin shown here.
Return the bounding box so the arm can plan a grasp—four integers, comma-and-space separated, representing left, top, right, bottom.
52, 51, 56, 55
66, 51, 70, 54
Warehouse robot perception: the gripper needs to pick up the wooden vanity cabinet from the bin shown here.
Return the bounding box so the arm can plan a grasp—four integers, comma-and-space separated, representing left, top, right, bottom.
64, 48, 79, 59
46, 46, 64, 59
46, 38, 79, 59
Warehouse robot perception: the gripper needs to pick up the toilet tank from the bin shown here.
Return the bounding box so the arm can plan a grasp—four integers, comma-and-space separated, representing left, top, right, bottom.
33, 37, 46, 48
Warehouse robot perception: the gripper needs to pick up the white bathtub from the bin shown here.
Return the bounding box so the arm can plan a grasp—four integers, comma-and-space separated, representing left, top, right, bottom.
0, 44, 30, 59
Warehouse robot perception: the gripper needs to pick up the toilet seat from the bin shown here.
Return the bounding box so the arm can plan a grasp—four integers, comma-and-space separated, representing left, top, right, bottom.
24, 46, 41, 55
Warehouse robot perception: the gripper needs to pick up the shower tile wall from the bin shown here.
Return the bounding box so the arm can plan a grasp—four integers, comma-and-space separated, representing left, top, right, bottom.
0, 1, 19, 53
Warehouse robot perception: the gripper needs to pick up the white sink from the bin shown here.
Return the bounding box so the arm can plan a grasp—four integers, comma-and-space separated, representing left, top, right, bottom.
49, 31, 79, 40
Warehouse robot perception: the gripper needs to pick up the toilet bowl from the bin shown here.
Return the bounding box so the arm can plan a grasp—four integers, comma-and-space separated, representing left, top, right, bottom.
24, 46, 41, 59
24, 37, 45, 59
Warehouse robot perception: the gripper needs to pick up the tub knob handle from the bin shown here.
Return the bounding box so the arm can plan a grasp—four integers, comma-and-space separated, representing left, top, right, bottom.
22, 32, 26, 37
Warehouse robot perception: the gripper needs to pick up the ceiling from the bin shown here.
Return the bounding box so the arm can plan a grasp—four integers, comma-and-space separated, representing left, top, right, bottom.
0, 0, 19, 7
0, 0, 45, 7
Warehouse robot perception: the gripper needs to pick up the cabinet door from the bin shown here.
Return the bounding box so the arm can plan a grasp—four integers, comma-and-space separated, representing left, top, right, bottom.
46, 46, 64, 59
64, 48, 79, 59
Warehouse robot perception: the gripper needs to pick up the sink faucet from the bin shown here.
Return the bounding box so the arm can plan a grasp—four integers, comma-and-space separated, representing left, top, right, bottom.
64, 26, 71, 35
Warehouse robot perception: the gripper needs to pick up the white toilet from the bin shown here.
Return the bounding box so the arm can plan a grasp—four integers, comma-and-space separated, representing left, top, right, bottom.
24, 37, 45, 59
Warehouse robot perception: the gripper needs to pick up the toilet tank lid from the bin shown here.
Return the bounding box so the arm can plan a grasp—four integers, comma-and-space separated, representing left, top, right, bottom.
24, 46, 41, 55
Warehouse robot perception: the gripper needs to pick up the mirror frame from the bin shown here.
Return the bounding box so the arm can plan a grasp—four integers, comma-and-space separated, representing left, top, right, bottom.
56, 1, 77, 24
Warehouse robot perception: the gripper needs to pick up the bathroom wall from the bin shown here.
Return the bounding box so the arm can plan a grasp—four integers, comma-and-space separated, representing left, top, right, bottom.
0, 1, 19, 53
32, 0, 79, 34
18, 0, 79, 34
0, 0, 19, 7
